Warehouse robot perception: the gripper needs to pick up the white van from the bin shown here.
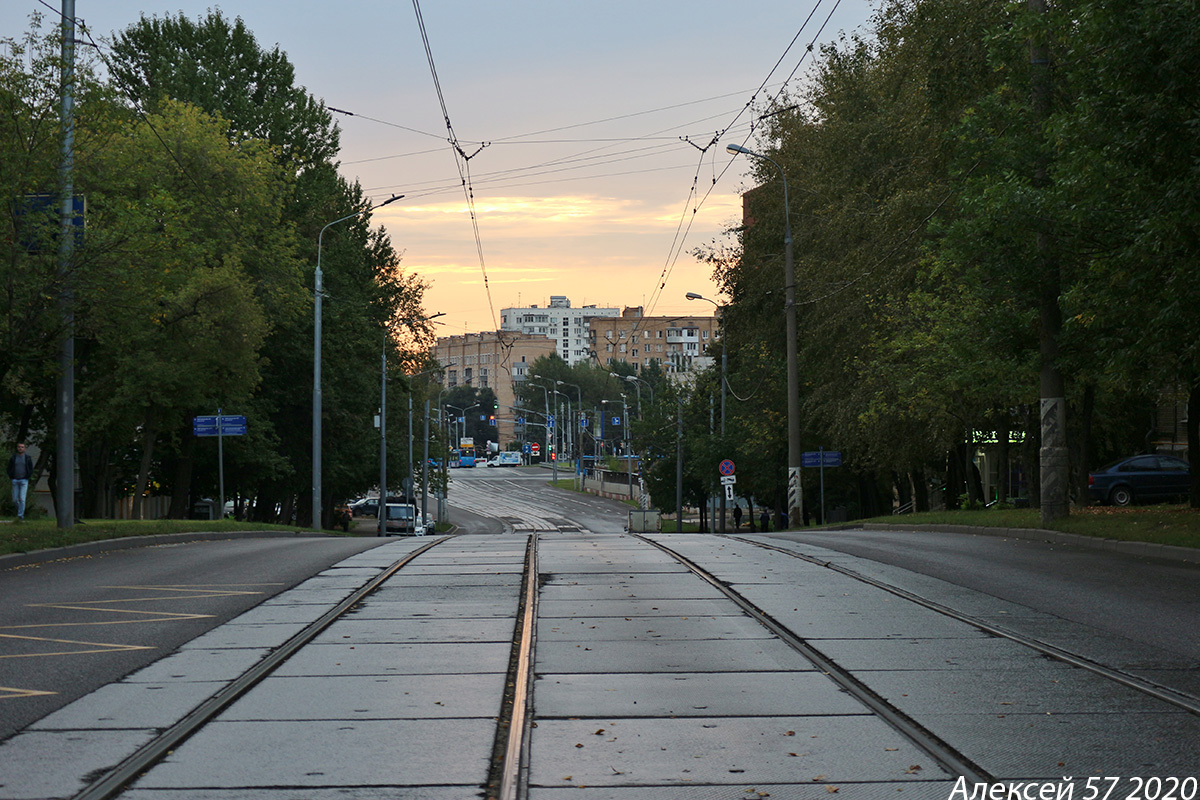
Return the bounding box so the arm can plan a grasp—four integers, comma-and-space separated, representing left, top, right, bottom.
382, 503, 419, 535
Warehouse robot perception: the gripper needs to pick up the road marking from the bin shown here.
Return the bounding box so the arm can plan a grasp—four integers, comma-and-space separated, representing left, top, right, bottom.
0, 685, 57, 700
0, 633, 153, 660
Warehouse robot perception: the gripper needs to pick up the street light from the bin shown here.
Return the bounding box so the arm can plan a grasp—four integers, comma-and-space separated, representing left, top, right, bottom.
726, 142, 800, 528
313, 193, 402, 530
687, 291, 728, 530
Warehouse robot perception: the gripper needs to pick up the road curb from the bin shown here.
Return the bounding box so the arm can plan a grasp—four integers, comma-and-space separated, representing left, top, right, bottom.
851, 522, 1200, 565
0, 529, 333, 570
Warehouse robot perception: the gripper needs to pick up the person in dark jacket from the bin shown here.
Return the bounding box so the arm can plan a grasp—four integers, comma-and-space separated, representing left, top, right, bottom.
7, 442, 34, 521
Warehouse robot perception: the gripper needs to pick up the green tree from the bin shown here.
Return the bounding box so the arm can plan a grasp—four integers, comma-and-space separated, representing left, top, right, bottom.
108, 10, 338, 171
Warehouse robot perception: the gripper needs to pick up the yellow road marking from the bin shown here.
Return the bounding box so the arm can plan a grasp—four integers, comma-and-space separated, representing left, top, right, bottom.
0, 633, 154, 659
0, 685, 57, 700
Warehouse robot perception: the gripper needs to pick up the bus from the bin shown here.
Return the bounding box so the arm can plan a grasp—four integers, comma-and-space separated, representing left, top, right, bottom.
459, 437, 476, 468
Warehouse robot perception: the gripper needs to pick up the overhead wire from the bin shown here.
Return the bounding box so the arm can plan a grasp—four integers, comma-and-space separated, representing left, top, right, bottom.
411, 0, 500, 335
634, 0, 842, 345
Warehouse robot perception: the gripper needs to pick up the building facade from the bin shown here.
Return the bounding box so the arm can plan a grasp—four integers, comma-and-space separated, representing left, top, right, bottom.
500, 295, 620, 365
590, 306, 720, 381
430, 331, 556, 445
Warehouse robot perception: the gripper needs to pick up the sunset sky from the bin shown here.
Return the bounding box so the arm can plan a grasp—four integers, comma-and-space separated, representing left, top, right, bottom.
4, 0, 877, 334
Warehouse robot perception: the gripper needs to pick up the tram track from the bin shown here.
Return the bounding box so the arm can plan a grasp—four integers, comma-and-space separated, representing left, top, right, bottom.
723, 533, 1200, 717
70, 536, 453, 800
633, 532, 996, 786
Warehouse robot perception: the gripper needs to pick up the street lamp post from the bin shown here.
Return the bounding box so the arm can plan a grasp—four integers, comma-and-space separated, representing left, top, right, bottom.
687, 291, 727, 530
314, 194, 402, 530
529, 375, 558, 484
726, 143, 800, 529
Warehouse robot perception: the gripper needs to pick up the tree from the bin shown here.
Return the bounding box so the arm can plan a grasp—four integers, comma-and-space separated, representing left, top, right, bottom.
108, 10, 338, 171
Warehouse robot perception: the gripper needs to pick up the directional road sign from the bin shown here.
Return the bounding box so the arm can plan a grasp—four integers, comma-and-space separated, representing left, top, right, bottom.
193, 414, 247, 437
802, 450, 841, 468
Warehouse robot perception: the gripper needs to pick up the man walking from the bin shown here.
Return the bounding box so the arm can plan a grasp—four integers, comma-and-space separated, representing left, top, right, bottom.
8, 442, 34, 522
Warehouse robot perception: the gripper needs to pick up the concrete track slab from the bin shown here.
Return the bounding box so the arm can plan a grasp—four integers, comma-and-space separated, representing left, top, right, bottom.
537, 614, 775, 642
528, 783, 956, 799
863, 667, 1189, 716
121, 647, 272, 683
220, 673, 507, 720
0, 728, 158, 800
346, 600, 516, 618
28, 679, 226, 730
309, 616, 517, 644
177, 622, 309, 649
539, 598, 744, 618
271, 642, 511, 676
128, 718, 493, 789
373, 572, 520, 588
757, 603, 986, 640
814, 637, 1070, 671
369, 584, 521, 603
540, 580, 727, 601
534, 671, 868, 717
536, 638, 813, 673
918, 709, 1200, 778
527, 715, 952, 787
124, 789, 480, 800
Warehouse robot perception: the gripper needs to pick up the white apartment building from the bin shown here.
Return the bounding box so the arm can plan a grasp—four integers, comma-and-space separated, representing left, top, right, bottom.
500, 296, 620, 365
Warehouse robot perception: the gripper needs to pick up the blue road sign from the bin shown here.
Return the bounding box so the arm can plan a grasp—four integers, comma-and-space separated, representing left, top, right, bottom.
194, 414, 247, 437
802, 450, 841, 468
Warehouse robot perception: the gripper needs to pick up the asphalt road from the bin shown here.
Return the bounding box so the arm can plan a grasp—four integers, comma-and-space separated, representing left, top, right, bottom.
0, 535, 388, 741
756, 527, 1200, 696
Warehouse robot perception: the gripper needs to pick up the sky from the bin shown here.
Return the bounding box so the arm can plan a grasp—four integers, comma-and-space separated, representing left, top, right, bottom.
4, 0, 878, 336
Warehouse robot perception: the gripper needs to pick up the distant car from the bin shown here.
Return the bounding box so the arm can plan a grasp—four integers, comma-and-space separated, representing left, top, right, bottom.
350, 499, 378, 519
422, 514, 435, 535
381, 502, 419, 535
1087, 455, 1191, 506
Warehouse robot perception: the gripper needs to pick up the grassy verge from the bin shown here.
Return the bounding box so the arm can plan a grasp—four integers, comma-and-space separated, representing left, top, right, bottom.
0, 517, 316, 557
858, 504, 1200, 550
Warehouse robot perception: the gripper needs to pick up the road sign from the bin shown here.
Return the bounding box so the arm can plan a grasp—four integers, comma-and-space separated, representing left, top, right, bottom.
547, 415, 555, 428
611, 416, 621, 426
193, 414, 247, 437
720, 475, 737, 486
531, 442, 541, 455
724, 484, 736, 501
718, 459, 736, 476
802, 450, 841, 468
580, 417, 588, 428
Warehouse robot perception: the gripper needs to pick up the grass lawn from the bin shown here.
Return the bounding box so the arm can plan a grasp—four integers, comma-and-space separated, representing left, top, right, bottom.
0, 517, 317, 558
858, 504, 1200, 550
5, 503, 1198, 558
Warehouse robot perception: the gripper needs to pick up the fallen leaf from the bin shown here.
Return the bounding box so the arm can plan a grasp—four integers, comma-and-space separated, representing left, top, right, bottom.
825, 787, 840, 794
594, 729, 605, 735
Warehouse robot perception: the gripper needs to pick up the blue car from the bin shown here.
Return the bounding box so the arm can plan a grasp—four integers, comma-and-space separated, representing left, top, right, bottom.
1087, 454, 1191, 506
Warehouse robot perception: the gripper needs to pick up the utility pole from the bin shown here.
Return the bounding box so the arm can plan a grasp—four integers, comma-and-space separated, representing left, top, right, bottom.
1030, 0, 1069, 524
676, 396, 683, 533
56, 0, 76, 529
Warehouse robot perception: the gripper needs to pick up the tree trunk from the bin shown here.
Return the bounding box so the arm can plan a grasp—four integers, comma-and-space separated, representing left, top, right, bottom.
168, 433, 197, 519
132, 411, 158, 520
1189, 380, 1200, 509
912, 467, 930, 512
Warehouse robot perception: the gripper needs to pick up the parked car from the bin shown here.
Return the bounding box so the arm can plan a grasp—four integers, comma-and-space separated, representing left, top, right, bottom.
1087, 455, 1191, 506
381, 502, 420, 535
350, 498, 378, 519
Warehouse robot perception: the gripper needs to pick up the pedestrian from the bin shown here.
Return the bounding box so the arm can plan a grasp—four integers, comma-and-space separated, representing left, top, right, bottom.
759, 510, 769, 532
733, 505, 743, 531
8, 442, 34, 522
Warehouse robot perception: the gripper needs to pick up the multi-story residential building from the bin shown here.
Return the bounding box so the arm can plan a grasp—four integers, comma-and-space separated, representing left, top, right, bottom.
590, 306, 720, 381
500, 295, 620, 365
430, 331, 556, 445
